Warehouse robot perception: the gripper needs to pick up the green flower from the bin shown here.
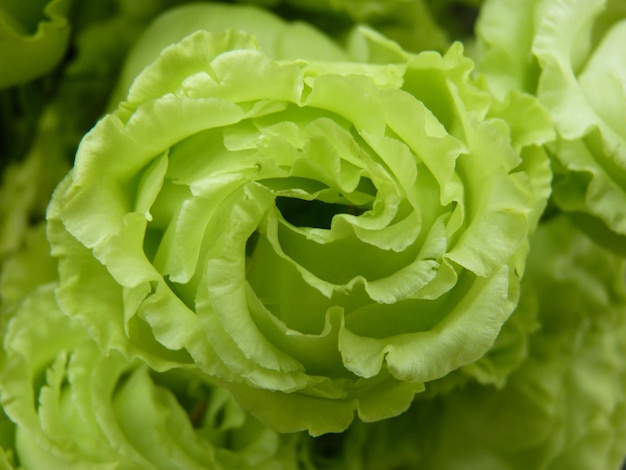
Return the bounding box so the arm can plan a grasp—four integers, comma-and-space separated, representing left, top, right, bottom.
0, 285, 302, 469
476, 0, 626, 253
48, 3, 552, 435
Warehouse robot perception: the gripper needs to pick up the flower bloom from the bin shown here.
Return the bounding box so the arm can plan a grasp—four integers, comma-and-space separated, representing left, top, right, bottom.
48, 4, 552, 434
477, 0, 626, 252
0, 285, 302, 469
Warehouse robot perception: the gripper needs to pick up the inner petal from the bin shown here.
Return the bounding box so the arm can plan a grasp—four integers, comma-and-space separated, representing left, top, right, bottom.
579, 20, 626, 137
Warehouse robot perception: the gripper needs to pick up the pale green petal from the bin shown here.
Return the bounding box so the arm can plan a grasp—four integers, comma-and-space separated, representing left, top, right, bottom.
474, 0, 542, 98
111, 2, 347, 105
476, 0, 626, 242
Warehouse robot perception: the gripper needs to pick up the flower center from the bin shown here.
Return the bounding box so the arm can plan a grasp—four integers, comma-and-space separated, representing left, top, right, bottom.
275, 196, 368, 230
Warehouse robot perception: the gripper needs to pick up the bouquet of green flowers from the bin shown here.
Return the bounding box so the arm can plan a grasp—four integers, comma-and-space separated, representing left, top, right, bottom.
1, 0, 625, 468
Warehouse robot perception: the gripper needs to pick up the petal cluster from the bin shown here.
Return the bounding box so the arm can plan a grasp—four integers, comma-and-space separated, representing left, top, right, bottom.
477, 0, 626, 252
0, 285, 301, 469
48, 4, 550, 434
